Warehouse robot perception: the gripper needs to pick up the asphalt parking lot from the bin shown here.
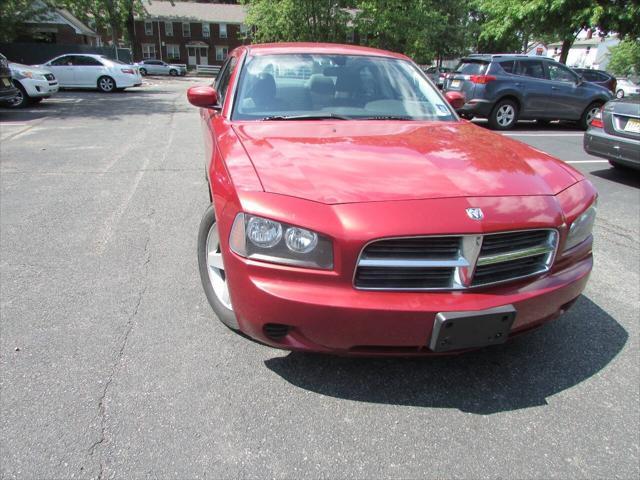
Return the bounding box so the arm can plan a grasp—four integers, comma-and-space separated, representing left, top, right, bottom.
1, 78, 638, 479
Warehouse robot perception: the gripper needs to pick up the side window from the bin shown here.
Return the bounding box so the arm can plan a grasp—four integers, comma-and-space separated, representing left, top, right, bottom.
50, 56, 70, 66
215, 56, 238, 105
548, 63, 577, 83
516, 60, 546, 79
499, 60, 515, 74
73, 55, 102, 67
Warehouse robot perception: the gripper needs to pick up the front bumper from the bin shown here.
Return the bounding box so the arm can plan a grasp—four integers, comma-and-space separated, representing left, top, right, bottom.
584, 128, 640, 169
0, 82, 18, 100
217, 187, 596, 356
21, 78, 59, 98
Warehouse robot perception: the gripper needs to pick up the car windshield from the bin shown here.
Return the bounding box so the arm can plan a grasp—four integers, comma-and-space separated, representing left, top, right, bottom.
232, 54, 456, 121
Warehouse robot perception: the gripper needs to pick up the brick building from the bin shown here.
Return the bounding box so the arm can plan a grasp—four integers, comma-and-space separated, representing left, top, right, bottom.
15, 1, 100, 45
133, 1, 247, 66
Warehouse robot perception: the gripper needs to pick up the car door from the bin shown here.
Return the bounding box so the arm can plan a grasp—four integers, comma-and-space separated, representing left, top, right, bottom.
159, 62, 171, 74
546, 62, 584, 119
46, 55, 76, 86
513, 59, 553, 117
72, 56, 106, 87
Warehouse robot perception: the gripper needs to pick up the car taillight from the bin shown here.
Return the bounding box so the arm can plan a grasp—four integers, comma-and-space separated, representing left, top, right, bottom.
590, 107, 604, 128
121, 68, 134, 74
470, 75, 496, 84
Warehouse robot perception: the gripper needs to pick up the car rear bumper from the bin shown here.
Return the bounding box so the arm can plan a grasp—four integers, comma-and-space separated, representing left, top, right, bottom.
456, 98, 493, 117
584, 127, 640, 169
0, 83, 18, 100
226, 240, 593, 356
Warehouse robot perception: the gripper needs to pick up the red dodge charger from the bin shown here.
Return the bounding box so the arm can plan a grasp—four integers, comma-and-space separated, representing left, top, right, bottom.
187, 43, 597, 355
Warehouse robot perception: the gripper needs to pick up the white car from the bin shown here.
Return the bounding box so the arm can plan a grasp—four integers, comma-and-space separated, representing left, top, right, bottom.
615, 78, 640, 98
5, 62, 58, 108
136, 60, 187, 76
42, 54, 142, 92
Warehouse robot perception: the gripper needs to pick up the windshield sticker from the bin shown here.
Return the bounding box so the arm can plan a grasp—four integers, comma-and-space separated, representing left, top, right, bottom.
435, 104, 450, 115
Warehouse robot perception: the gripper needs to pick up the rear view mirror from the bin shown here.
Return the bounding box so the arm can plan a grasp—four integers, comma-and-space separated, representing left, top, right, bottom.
187, 85, 219, 108
444, 91, 465, 110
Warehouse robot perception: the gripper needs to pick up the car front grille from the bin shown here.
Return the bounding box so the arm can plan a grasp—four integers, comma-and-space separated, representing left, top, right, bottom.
354, 229, 558, 290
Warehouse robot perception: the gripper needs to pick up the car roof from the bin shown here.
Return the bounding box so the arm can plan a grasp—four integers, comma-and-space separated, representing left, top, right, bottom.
463, 54, 554, 62
244, 42, 411, 61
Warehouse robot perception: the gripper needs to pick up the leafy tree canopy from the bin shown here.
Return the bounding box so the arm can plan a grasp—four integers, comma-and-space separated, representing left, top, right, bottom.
608, 39, 640, 76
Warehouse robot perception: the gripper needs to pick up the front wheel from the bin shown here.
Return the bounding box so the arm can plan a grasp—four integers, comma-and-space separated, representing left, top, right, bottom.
8, 82, 30, 108
616, 89, 624, 99
197, 205, 239, 330
579, 102, 602, 130
488, 99, 518, 130
97, 76, 116, 93
169, 69, 178, 76
139, 68, 147, 76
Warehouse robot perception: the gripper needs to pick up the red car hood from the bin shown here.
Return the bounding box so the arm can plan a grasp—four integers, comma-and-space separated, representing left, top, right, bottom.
233, 121, 580, 204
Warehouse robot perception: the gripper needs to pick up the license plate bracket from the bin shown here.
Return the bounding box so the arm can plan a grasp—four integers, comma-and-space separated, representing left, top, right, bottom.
429, 305, 516, 352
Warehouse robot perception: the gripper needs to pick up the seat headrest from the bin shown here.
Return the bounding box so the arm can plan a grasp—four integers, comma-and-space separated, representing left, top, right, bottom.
309, 74, 335, 96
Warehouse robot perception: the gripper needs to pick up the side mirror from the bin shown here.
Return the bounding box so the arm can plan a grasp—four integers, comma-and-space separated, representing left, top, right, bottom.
187, 85, 219, 108
444, 91, 465, 110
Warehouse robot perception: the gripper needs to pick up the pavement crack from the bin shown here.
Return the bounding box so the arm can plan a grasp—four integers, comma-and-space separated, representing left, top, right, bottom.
87, 218, 154, 477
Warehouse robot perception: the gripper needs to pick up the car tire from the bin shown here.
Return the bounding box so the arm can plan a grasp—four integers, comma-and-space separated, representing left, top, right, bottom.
579, 102, 602, 130
169, 69, 178, 76
97, 76, 116, 93
616, 89, 624, 99
609, 160, 630, 170
31, 97, 43, 104
8, 82, 30, 108
488, 99, 518, 130
139, 68, 147, 76
197, 204, 239, 330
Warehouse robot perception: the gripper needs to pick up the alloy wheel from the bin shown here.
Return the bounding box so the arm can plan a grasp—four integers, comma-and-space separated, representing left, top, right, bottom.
496, 104, 515, 127
206, 222, 232, 310
9, 89, 25, 108
586, 106, 599, 124
99, 77, 114, 92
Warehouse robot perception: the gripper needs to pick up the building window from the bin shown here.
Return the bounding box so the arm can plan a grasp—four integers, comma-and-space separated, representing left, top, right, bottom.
142, 43, 156, 59
182, 22, 191, 37
166, 44, 180, 60
219, 23, 227, 38
240, 24, 248, 35
215, 46, 228, 61
202, 23, 210, 38
165, 21, 173, 37
144, 21, 153, 36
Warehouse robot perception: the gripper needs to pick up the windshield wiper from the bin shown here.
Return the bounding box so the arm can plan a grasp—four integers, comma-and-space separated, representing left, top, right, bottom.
261, 113, 352, 121
360, 115, 413, 120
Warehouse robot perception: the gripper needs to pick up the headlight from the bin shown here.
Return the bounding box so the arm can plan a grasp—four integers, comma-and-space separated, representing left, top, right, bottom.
564, 203, 597, 251
229, 213, 333, 269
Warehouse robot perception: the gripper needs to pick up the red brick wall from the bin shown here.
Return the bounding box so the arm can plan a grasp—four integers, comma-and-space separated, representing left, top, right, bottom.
133, 19, 247, 65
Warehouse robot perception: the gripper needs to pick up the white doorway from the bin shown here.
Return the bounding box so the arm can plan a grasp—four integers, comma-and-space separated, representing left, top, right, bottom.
187, 46, 197, 66
198, 47, 209, 65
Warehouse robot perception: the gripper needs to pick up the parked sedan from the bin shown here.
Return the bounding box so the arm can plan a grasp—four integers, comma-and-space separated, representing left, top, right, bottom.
584, 97, 640, 170
188, 43, 596, 355
614, 78, 640, 99
0, 53, 18, 103
136, 60, 186, 76
5, 62, 58, 108
573, 68, 617, 93
422, 66, 452, 89
443, 54, 612, 129
42, 54, 142, 92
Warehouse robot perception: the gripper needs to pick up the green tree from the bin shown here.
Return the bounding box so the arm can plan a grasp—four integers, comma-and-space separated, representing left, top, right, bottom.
56, 0, 144, 46
608, 39, 640, 76
0, 0, 48, 42
475, 0, 640, 64
240, 0, 353, 43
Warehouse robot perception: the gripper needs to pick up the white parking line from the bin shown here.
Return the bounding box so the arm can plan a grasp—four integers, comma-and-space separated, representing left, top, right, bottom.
502, 133, 584, 137
566, 160, 608, 164
0, 123, 31, 126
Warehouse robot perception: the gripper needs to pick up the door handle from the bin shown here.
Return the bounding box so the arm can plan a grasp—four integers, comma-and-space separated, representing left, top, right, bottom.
551, 86, 558, 90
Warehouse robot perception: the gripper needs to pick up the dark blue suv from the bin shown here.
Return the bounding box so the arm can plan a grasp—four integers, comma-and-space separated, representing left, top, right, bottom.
443, 54, 613, 130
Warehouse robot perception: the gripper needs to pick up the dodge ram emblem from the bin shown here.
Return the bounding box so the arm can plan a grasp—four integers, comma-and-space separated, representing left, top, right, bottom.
466, 208, 484, 220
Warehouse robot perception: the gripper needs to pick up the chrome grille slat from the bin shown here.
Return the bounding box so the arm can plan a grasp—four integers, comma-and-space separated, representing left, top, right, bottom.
354, 229, 558, 290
